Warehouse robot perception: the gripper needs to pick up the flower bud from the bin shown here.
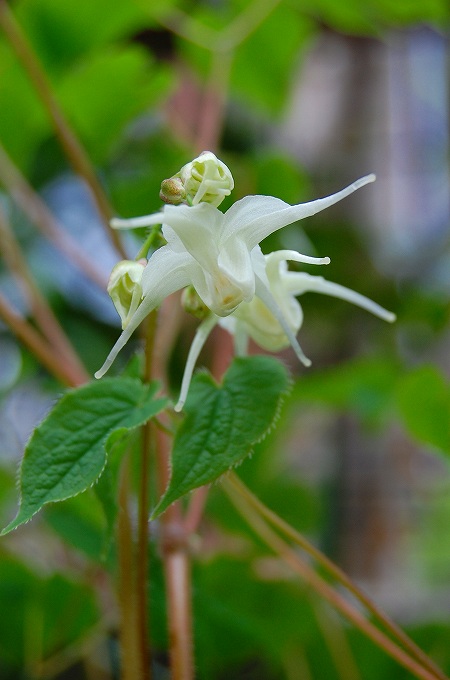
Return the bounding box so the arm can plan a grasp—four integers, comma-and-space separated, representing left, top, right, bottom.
159, 177, 186, 205
176, 151, 234, 207
181, 285, 211, 320
107, 259, 146, 329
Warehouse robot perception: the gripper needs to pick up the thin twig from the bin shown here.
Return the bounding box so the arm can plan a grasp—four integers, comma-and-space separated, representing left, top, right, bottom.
223, 478, 447, 680
154, 7, 218, 50
155, 423, 194, 680
218, 0, 284, 51
184, 486, 209, 534
312, 600, 362, 680
117, 455, 142, 680
0, 205, 90, 382
195, 49, 233, 153
0, 2, 125, 257
227, 473, 449, 680
135, 312, 159, 680
0, 142, 107, 290
156, 0, 283, 52
35, 624, 109, 679
0, 291, 86, 386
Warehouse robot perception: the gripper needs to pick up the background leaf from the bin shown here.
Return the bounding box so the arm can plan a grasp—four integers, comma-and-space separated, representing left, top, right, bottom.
396, 365, 450, 456
57, 46, 173, 164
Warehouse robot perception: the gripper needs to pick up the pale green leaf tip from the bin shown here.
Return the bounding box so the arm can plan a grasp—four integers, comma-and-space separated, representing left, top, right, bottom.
1, 513, 25, 536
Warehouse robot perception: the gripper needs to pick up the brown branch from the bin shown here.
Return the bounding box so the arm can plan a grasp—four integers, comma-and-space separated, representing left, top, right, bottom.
0, 292, 85, 387
155, 422, 194, 680
0, 143, 107, 290
117, 455, 143, 680
0, 206, 90, 382
227, 473, 448, 680
183, 485, 209, 534
135, 312, 159, 680
223, 478, 448, 680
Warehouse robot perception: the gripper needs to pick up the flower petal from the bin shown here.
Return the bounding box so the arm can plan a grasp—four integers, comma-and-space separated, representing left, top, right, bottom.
141, 246, 193, 298
95, 248, 192, 379
265, 249, 330, 278
284, 273, 396, 322
254, 276, 311, 367
217, 236, 255, 300
95, 294, 157, 379
111, 212, 165, 229
222, 175, 376, 250
174, 314, 218, 412
161, 203, 223, 272
222, 195, 289, 244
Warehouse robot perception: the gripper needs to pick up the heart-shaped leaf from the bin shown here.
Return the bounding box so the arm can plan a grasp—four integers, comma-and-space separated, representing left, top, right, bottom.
151, 356, 289, 518
2, 378, 168, 534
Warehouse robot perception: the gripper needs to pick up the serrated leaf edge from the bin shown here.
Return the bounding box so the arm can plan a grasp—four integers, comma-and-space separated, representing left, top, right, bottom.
151, 361, 292, 520
2, 380, 168, 535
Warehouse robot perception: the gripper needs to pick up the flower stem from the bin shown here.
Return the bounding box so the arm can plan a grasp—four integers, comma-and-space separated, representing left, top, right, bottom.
195, 48, 233, 153
155, 423, 194, 680
117, 455, 142, 680
135, 227, 163, 261
0, 3, 125, 258
227, 473, 449, 680
135, 423, 152, 680
135, 312, 159, 680
184, 486, 209, 534
312, 599, 362, 680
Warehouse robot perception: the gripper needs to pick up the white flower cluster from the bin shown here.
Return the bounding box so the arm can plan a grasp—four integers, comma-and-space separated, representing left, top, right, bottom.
99, 152, 395, 411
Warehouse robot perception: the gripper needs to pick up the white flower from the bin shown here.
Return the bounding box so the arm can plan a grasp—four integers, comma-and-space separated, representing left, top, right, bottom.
96, 174, 381, 408
219, 249, 396, 353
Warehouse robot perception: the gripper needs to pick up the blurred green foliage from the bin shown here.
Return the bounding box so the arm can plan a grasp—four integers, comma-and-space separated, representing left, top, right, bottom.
0, 0, 449, 677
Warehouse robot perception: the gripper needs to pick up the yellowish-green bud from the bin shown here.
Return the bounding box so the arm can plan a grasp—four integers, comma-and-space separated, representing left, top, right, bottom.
181, 285, 211, 320
159, 177, 186, 205
107, 259, 146, 329
176, 151, 234, 208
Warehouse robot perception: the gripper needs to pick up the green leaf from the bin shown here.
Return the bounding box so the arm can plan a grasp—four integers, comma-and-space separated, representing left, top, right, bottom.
45, 490, 113, 564
0, 556, 99, 668
41, 574, 99, 656
290, 356, 402, 425
151, 356, 289, 518
0, 43, 50, 171
396, 365, 450, 456
2, 378, 168, 534
16, 0, 148, 74
57, 46, 172, 164
230, 5, 313, 116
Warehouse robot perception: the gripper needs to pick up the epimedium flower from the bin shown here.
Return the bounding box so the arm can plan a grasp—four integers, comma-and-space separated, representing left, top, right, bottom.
95, 172, 387, 412
176, 249, 395, 412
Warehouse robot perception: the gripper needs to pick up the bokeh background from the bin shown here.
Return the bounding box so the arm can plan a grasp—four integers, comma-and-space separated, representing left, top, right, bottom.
0, 0, 449, 678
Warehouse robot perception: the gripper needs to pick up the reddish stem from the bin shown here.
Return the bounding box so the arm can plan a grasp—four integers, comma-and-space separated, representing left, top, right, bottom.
155, 423, 194, 680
